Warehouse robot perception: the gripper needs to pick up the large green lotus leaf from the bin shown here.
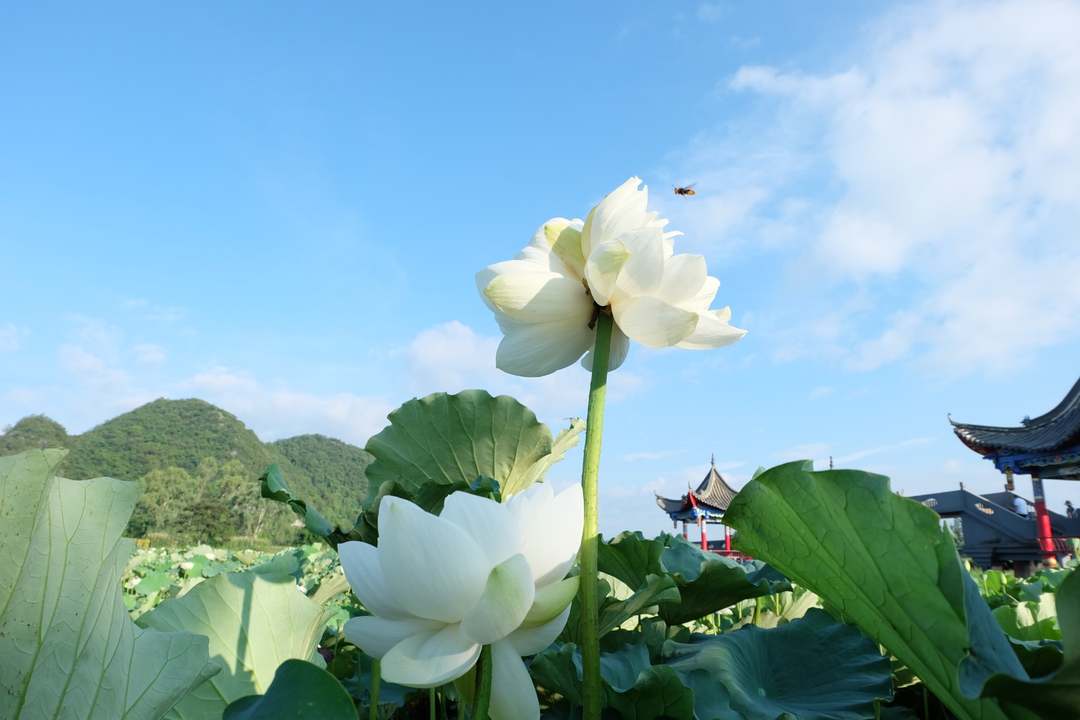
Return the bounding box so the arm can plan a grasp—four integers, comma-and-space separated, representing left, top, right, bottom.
724, 461, 1015, 720
598, 531, 666, 589
561, 573, 677, 644
598, 574, 680, 637
752, 588, 822, 630
328, 645, 414, 716
139, 570, 333, 719
599, 641, 693, 719
516, 417, 584, 492
962, 568, 1080, 718
664, 608, 892, 720
529, 640, 692, 719
597, 532, 788, 626
530, 642, 584, 707
1006, 637, 1064, 678
364, 390, 575, 500
0, 449, 216, 720
658, 537, 789, 625
223, 659, 355, 720
992, 593, 1060, 641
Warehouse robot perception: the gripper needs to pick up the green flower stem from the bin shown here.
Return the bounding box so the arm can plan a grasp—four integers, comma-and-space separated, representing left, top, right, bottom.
369, 659, 381, 720
578, 311, 613, 720
429, 688, 436, 720
472, 645, 493, 719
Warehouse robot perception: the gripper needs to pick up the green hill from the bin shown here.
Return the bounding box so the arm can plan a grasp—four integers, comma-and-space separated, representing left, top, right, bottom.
0, 399, 373, 541
269, 434, 372, 516
0, 414, 70, 454
61, 399, 271, 482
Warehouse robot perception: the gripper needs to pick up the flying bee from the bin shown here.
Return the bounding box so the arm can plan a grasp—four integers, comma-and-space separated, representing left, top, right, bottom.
673, 183, 697, 197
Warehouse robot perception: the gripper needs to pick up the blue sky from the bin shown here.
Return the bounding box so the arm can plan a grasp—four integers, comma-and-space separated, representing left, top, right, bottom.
3, 0, 1079, 536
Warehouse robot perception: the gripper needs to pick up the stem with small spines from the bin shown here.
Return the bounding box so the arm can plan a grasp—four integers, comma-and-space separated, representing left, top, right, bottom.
578, 311, 613, 720
369, 659, 381, 720
472, 645, 493, 719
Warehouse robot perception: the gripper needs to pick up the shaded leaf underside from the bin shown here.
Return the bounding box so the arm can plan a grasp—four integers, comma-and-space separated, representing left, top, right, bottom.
0, 449, 216, 720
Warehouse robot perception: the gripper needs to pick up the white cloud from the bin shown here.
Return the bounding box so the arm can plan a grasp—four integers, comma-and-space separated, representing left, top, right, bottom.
847, 311, 920, 372
133, 343, 166, 366
70, 315, 122, 351
729, 35, 760, 50
606, 463, 706, 500
730, 66, 863, 103
124, 298, 186, 324
701, 0, 1080, 374
188, 366, 259, 393
772, 437, 933, 469
53, 342, 154, 424
697, 2, 726, 23
0, 323, 25, 352
622, 449, 683, 462
833, 436, 932, 465
775, 442, 830, 465
58, 344, 129, 391
406, 321, 500, 393
405, 320, 644, 425
184, 367, 393, 445
808, 385, 834, 400
2, 388, 42, 418
17, 318, 643, 449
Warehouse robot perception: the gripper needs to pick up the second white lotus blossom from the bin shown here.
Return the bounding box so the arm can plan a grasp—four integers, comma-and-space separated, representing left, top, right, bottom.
476, 177, 747, 377
340, 483, 583, 720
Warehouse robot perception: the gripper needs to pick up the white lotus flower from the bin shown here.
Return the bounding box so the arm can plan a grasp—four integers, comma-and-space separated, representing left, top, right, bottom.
476, 177, 747, 377
341, 483, 584, 720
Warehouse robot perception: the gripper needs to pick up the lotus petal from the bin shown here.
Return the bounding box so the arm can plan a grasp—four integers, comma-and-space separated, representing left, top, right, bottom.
338, 541, 408, 619
377, 496, 489, 623
490, 640, 541, 720
380, 623, 481, 688
462, 554, 535, 645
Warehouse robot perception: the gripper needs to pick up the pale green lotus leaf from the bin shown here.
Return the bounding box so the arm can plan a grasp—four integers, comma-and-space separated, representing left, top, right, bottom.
139, 571, 333, 719
0, 449, 216, 720
993, 593, 1060, 642
365, 390, 575, 499
357, 392, 582, 544
964, 568, 1080, 718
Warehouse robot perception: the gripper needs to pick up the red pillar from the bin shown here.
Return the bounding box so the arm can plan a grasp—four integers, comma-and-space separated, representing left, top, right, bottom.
699, 517, 708, 552
682, 521, 688, 540
1032, 475, 1058, 567
724, 524, 731, 553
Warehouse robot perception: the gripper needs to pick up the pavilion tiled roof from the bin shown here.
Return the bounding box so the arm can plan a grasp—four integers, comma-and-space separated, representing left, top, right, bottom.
655, 460, 739, 514
951, 376, 1080, 454
693, 464, 739, 509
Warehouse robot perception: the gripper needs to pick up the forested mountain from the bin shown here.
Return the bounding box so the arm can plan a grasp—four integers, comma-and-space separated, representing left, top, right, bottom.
0, 399, 373, 544
0, 414, 70, 453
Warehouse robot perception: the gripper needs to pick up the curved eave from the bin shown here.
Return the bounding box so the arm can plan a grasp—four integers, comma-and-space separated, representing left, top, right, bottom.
655, 494, 688, 514
950, 376, 1080, 454
952, 418, 1080, 454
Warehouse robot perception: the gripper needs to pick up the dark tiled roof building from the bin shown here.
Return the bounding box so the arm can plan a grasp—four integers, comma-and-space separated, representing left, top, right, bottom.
951, 376, 1080, 479
655, 457, 742, 555
951, 375, 1080, 566
655, 460, 739, 518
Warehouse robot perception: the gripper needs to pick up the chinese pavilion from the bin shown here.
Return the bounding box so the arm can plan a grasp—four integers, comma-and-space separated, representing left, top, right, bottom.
655, 456, 739, 554
951, 375, 1080, 567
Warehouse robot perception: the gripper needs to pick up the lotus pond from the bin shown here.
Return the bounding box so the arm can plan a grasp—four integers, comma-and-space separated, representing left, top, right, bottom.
2, 393, 1076, 720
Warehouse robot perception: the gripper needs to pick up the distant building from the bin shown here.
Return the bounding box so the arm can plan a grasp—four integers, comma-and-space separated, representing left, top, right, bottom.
655, 456, 739, 555
950, 375, 1080, 567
